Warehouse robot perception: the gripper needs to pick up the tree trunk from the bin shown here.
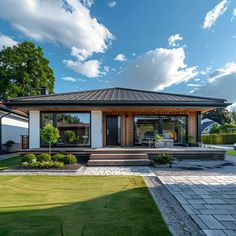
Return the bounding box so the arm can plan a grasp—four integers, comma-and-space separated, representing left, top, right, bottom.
49, 142, 51, 155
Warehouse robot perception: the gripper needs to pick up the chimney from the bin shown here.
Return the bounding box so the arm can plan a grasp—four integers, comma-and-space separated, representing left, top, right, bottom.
41, 87, 49, 95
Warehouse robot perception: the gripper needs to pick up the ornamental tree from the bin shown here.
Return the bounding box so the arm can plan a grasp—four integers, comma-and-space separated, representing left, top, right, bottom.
40, 124, 60, 155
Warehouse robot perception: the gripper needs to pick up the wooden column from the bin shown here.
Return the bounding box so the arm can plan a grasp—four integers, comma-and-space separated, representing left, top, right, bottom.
188, 112, 197, 143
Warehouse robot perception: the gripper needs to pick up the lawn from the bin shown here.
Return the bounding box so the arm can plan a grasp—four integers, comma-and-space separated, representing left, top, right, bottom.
0, 176, 170, 236
226, 150, 236, 156
0, 156, 21, 170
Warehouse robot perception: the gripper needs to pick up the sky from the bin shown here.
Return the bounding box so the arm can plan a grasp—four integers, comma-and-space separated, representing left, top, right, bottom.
0, 0, 236, 110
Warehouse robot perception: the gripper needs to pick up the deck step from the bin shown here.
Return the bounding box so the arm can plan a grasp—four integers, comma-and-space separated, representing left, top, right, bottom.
90, 153, 148, 160
87, 159, 151, 166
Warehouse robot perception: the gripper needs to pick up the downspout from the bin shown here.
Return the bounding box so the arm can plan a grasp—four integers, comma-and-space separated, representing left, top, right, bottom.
0, 112, 11, 153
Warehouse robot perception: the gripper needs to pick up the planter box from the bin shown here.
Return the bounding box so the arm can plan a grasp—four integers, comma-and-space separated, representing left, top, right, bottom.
155, 141, 165, 148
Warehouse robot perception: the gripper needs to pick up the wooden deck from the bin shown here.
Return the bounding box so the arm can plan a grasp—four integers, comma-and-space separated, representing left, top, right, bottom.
19, 146, 225, 161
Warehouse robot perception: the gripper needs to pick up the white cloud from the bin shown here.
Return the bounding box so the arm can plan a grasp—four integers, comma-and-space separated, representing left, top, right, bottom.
114, 53, 127, 62
81, 0, 94, 8
186, 83, 201, 87
62, 76, 77, 82
203, 0, 229, 29
194, 62, 236, 106
0, 0, 114, 58
64, 58, 101, 78
231, 8, 236, 21
168, 34, 183, 47
108, 1, 117, 8
119, 47, 198, 91
0, 34, 17, 50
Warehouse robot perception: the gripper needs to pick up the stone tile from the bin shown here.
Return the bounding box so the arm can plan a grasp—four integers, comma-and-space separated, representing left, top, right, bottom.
204, 199, 226, 204
221, 222, 236, 230
200, 209, 231, 215
198, 215, 225, 229
223, 230, 236, 236
214, 215, 236, 221
204, 230, 227, 236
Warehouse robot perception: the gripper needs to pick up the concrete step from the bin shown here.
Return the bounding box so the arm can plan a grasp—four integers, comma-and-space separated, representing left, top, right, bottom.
87, 159, 151, 166
90, 153, 148, 160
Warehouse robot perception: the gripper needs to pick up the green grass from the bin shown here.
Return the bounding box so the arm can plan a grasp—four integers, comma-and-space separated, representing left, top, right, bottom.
0, 156, 21, 170
226, 149, 236, 156
0, 176, 170, 236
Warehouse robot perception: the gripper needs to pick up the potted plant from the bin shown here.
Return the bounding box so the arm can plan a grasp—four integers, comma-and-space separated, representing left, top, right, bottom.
5, 140, 15, 153
153, 153, 176, 168
188, 135, 196, 147
154, 134, 164, 148
41, 124, 60, 155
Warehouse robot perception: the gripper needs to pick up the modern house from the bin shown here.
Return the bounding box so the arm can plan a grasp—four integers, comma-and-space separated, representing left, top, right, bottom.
6, 87, 230, 152
0, 104, 28, 153
201, 118, 219, 134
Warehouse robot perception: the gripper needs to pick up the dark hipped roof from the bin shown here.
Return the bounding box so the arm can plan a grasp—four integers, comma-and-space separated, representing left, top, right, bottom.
6, 87, 230, 108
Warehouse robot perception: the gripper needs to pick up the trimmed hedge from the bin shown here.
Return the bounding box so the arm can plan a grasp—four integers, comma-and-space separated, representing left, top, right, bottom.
201, 133, 236, 144
63, 154, 77, 164
22, 161, 64, 169
37, 153, 51, 162
22, 153, 36, 163
52, 153, 65, 162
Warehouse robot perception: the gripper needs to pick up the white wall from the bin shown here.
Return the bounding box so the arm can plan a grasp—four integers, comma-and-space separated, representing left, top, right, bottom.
91, 110, 103, 148
29, 110, 40, 148
2, 116, 28, 144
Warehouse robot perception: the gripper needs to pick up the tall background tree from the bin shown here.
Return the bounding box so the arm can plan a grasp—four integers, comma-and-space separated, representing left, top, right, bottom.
0, 41, 55, 100
202, 108, 232, 125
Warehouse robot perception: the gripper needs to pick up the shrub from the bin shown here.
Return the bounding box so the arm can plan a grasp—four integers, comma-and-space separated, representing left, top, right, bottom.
22, 153, 36, 163
37, 153, 51, 162
22, 161, 64, 169
63, 154, 77, 164
52, 153, 65, 162
153, 153, 175, 165
201, 133, 236, 144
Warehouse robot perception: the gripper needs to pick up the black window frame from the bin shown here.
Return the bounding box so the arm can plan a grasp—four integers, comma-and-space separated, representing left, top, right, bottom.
40, 111, 91, 148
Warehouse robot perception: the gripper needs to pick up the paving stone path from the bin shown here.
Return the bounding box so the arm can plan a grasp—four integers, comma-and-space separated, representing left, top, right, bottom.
159, 175, 236, 236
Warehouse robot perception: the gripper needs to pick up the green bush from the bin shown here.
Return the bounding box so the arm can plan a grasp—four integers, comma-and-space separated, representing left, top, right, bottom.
201, 133, 236, 144
37, 153, 51, 162
22, 153, 36, 163
63, 154, 77, 164
52, 153, 65, 162
153, 153, 175, 165
22, 161, 64, 169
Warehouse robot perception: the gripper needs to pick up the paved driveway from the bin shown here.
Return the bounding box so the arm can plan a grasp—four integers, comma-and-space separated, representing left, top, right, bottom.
159, 163, 236, 236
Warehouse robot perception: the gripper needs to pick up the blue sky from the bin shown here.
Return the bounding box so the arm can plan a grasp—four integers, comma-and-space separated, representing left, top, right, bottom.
0, 0, 236, 109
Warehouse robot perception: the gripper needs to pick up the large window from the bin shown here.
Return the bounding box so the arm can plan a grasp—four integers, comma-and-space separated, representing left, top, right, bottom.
134, 116, 160, 145
134, 115, 187, 145
41, 112, 90, 146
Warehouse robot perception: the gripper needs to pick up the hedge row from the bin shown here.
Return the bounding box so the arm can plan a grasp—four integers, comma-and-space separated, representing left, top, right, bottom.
201, 133, 236, 144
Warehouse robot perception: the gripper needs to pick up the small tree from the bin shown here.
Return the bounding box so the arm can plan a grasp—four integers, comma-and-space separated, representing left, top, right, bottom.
40, 124, 59, 155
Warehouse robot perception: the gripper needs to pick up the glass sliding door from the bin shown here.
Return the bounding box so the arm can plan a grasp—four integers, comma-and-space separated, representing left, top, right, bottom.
133, 115, 187, 146
134, 116, 160, 145
41, 112, 91, 147
162, 116, 187, 144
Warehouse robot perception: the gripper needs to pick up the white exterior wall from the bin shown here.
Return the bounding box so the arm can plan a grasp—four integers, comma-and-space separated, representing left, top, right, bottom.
2, 116, 28, 144
29, 110, 40, 148
91, 110, 103, 148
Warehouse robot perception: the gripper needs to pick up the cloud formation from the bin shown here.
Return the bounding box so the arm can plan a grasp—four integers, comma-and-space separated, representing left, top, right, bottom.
168, 34, 183, 47
108, 1, 117, 8
119, 47, 198, 91
61, 76, 77, 82
0, 0, 114, 58
194, 62, 236, 109
114, 53, 127, 62
0, 34, 17, 50
203, 0, 229, 29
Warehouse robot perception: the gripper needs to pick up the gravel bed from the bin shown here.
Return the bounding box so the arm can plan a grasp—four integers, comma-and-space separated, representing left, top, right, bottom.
144, 176, 205, 236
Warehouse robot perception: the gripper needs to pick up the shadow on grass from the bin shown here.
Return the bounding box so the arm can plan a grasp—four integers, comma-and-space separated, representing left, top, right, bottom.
0, 186, 170, 236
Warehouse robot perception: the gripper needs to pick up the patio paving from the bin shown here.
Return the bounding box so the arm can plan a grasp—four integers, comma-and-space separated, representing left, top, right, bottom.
158, 175, 236, 236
